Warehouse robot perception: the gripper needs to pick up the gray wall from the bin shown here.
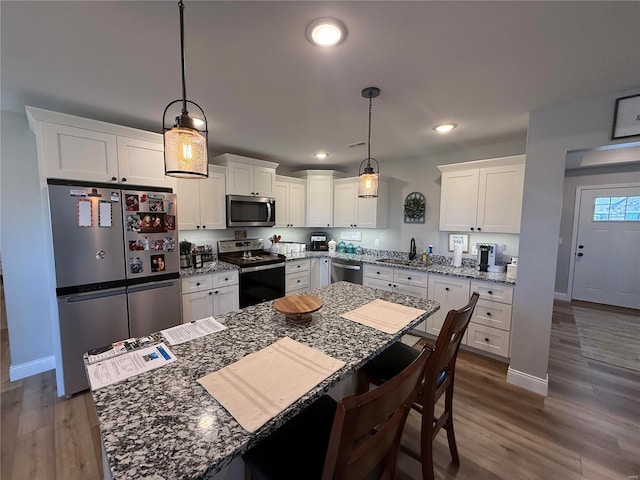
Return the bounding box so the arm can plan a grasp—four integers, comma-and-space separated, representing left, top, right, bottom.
1, 110, 56, 368
555, 164, 640, 295
511, 86, 640, 383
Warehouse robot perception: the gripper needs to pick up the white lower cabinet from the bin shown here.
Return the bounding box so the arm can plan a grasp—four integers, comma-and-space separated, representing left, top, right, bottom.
310, 257, 330, 289
181, 271, 239, 322
426, 275, 471, 337
468, 281, 514, 358
286, 259, 311, 294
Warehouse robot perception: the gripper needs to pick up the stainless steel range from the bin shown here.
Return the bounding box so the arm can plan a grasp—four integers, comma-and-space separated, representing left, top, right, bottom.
217, 238, 285, 308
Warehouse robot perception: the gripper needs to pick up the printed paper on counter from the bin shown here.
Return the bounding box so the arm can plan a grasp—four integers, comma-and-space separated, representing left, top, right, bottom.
161, 316, 227, 346
86, 342, 176, 390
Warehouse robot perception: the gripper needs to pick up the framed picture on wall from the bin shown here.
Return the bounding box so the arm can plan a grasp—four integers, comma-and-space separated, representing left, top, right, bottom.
448, 233, 469, 253
611, 93, 640, 140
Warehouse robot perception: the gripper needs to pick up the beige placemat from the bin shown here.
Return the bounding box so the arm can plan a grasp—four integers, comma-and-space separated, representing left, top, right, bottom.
198, 337, 345, 432
341, 299, 427, 334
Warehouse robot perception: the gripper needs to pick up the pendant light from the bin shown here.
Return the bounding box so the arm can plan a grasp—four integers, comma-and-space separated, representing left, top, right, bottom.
163, 0, 208, 178
358, 87, 380, 197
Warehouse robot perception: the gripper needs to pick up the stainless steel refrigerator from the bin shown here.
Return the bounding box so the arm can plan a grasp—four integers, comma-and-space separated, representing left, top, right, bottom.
47, 179, 181, 395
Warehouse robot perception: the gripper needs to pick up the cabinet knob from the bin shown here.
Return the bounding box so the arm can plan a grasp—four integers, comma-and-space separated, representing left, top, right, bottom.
224, 277, 228, 281
111, 176, 117, 181
214, 290, 219, 294
484, 337, 490, 342
121, 177, 127, 182
408, 277, 412, 280
578, 245, 584, 249
477, 227, 482, 231
388, 283, 392, 287
577, 253, 584, 257
196, 225, 200, 229
445, 287, 449, 291
470, 227, 475, 231
488, 290, 493, 295
297, 280, 301, 283
202, 225, 207, 229
486, 312, 492, 316
196, 282, 200, 286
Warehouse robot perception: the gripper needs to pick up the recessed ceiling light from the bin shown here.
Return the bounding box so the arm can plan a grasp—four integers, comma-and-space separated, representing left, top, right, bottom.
306, 18, 347, 47
433, 123, 457, 133
314, 152, 329, 160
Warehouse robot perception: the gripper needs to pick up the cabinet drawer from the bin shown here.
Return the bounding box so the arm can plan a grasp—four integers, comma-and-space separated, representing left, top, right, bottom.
181, 275, 213, 294
286, 271, 310, 291
364, 264, 394, 281
470, 281, 513, 304
363, 277, 394, 292
286, 259, 310, 274
466, 323, 510, 357
472, 299, 512, 331
211, 270, 239, 287
394, 269, 428, 288
394, 283, 427, 299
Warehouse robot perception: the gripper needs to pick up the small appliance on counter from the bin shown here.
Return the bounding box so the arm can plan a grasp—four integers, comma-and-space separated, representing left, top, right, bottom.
476, 243, 507, 272
310, 232, 328, 251
180, 240, 193, 268
328, 239, 337, 253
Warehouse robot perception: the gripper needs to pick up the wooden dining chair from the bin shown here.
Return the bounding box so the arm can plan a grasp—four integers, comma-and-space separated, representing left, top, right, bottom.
242, 344, 432, 480
356, 292, 480, 480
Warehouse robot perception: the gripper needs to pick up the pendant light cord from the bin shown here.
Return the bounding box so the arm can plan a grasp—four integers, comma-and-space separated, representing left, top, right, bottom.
367, 94, 372, 165
179, 0, 188, 115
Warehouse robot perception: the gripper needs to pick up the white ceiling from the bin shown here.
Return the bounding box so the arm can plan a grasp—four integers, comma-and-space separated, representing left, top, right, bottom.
2, 1, 639, 170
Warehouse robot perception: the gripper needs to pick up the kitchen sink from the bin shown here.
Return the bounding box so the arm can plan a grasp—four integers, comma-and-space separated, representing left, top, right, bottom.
376, 258, 415, 266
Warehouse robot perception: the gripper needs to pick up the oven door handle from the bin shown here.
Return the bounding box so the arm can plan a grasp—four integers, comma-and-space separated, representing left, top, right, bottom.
241, 263, 285, 274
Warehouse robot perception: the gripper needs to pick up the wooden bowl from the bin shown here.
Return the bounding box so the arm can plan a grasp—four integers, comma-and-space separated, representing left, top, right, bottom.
273, 294, 323, 324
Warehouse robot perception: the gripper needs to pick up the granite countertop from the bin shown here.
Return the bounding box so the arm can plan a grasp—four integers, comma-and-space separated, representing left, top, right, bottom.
179, 250, 515, 285
92, 282, 439, 480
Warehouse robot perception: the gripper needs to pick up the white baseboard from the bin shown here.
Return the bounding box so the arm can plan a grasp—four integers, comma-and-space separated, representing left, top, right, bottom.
554, 291, 570, 301
9, 355, 55, 381
507, 366, 548, 396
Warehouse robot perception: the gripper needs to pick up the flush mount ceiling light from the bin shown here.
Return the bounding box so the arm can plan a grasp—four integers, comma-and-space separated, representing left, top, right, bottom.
433, 123, 457, 134
358, 86, 381, 198
306, 18, 347, 47
163, 0, 208, 179
314, 152, 329, 160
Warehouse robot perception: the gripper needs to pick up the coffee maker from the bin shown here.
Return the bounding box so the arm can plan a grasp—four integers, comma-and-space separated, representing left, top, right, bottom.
310, 232, 328, 251
180, 240, 193, 268
476, 243, 507, 272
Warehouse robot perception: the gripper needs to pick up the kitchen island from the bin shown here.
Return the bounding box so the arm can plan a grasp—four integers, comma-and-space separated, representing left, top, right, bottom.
92, 281, 439, 480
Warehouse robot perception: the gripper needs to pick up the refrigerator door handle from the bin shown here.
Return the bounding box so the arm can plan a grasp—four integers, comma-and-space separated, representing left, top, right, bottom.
64, 288, 127, 303
127, 281, 178, 293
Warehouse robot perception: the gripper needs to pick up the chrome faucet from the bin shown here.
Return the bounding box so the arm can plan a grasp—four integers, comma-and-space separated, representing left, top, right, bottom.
408, 238, 417, 260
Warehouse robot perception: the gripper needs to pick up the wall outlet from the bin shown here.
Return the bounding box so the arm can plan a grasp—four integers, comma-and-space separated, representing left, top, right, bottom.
374, 239, 380, 248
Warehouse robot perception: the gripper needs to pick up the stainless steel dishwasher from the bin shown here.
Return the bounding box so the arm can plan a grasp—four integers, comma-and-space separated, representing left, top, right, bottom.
330, 258, 363, 284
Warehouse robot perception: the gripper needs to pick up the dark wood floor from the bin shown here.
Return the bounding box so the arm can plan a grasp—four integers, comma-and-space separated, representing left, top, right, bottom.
2, 284, 639, 479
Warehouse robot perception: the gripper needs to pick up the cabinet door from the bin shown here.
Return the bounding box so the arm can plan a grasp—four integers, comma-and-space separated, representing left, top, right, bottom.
477, 163, 524, 233
117, 137, 175, 189
306, 175, 333, 227
43, 123, 119, 182
253, 166, 275, 196
426, 275, 470, 336
176, 177, 202, 230
199, 168, 226, 229
310, 258, 330, 289
226, 162, 254, 195
288, 182, 306, 227
333, 182, 357, 227
439, 169, 479, 231
182, 290, 214, 323
273, 181, 288, 227
212, 285, 239, 316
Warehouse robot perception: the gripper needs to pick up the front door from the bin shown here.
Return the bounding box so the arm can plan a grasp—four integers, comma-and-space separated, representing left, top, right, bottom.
572, 185, 640, 308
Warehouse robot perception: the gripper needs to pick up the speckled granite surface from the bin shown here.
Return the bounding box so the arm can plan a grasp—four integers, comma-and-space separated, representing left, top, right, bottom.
180, 260, 239, 277
92, 282, 439, 480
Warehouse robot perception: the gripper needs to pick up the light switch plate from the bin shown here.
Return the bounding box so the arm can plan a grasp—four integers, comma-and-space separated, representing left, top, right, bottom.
340, 231, 362, 241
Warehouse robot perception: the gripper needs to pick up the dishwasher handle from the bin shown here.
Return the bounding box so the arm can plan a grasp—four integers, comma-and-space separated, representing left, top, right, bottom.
332, 263, 362, 271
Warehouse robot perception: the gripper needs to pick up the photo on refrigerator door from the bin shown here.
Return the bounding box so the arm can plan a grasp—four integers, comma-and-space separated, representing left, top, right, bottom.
150, 240, 164, 251
151, 254, 165, 272
163, 236, 175, 252
129, 239, 149, 251
130, 256, 144, 274
164, 215, 175, 231
140, 213, 165, 233
125, 194, 140, 211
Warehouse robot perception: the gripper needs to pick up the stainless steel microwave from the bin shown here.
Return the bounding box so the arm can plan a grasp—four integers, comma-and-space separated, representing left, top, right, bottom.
226, 195, 276, 227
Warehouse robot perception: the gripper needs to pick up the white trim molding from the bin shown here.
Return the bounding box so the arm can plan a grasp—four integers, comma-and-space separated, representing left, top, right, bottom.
554, 291, 570, 301
507, 366, 548, 396
9, 355, 56, 381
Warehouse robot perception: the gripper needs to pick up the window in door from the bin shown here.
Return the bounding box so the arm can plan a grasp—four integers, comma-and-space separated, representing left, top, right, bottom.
593, 196, 640, 221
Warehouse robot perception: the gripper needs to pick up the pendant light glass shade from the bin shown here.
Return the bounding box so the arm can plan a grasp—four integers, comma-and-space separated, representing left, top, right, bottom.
358, 87, 380, 198
163, 1, 208, 179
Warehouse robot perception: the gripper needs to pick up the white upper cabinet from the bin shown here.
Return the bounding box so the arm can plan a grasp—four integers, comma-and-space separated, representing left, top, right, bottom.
28, 107, 175, 189
214, 153, 278, 197
333, 178, 388, 228
274, 176, 306, 227
177, 165, 226, 230
297, 170, 341, 228
438, 155, 525, 233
